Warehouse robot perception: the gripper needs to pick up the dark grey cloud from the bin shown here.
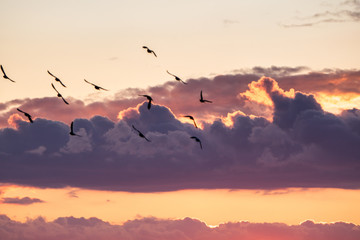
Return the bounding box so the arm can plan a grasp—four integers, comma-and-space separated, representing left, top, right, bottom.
1, 197, 44, 205
0, 215, 359, 240
1, 75, 360, 192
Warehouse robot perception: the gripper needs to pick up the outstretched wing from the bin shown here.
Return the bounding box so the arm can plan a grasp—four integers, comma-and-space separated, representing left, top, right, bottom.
61, 96, 69, 105
51, 83, 59, 94
47, 70, 56, 78
1, 65, 5, 75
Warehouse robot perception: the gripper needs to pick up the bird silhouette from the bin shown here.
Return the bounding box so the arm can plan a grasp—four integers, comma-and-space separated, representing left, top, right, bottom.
132, 125, 151, 142
84, 79, 108, 91
52, 83, 69, 105
69, 121, 81, 137
166, 70, 187, 84
17, 108, 33, 123
199, 90, 212, 103
190, 136, 202, 149
1, 65, 15, 82
183, 115, 198, 128
142, 46, 157, 57
139, 94, 153, 110
47, 70, 66, 87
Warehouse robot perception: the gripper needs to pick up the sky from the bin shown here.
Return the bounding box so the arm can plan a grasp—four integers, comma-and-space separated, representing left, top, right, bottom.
1, 0, 360, 239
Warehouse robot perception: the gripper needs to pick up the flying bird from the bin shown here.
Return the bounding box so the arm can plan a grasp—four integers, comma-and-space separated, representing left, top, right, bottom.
84, 79, 108, 91
47, 70, 66, 87
132, 125, 151, 142
183, 115, 198, 128
1, 65, 15, 82
69, 121, 81, 137
166, 70, 187, 84
16, 108, 33, 123
52, 83, 69, 105
190, 136, 202, 149
142, 46, 157, 57
139, 94, 153, 110
199, 90, 212, 103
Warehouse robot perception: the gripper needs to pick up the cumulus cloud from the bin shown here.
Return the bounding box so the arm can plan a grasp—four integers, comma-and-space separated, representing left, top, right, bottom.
1, 197, 44, 205
0, 215, 359, 240
0, 74, 360, 192
2, 67, 360, 129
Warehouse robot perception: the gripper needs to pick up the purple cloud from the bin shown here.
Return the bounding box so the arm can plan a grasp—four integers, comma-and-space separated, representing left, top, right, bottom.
0, 76, 360, 191
0, 215, 359, 240
1, 197, 44, 205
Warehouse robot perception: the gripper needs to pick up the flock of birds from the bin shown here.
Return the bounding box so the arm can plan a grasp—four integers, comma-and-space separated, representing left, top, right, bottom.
1, 46, 213, 150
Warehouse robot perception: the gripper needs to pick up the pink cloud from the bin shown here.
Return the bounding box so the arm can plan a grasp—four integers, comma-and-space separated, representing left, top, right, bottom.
0, 215, 359, 240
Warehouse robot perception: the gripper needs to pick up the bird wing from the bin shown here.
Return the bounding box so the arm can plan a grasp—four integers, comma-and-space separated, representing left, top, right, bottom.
142, 46, 148, 49
180, 79, 187, 84
58, 79, 66, 87
152, 51, 157, 57
51, 83, 60, 94
144, 136, 151, 142
70, 121, 74, 132
99, 86, 109, 91
166, 70, 175, 77
17, 108, 25, 114
205, 100, 213, 103
47, 70, 56, 78
132, 125, 140, 133
193, 119, 198, 128
27, 115, 33, 123
200, 90, 203, 100
62, 96, 69, 105
147, 100, 152, 109
1, 65, 6, 75
199, 141, 203, 149
84, 79, 95, 86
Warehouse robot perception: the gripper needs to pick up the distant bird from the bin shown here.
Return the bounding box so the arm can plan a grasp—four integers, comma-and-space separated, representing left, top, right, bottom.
132, 125, 151, 142
166, 70, 187, 84
16, 108, 33, 123
47, 70, 66, 87
84, 79, 108, 91
190, 136, 202, 149
52, 83, 69, 105
199, 90, 212, 103
69, 121, 81, 137
183, 115, 198, 128
142, 46, 157, 57
1, 65, 15, 82
139, 94, 153, 110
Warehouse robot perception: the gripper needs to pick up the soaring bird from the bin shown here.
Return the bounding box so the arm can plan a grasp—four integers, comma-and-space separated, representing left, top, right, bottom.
166, 70, 187, 84
142, 46, 157, 57
199, 90, 212, 103
52, 83, 69, 105
190, 136, 202, 149
84, 79, 108, 91
69, 121, 81, 137
183, 115, 198, 128
132, 125, 151, 142
47, 70, 66, 87
17, 108, 33, 123
139, 94, 153, 110
1, 65, 15, 82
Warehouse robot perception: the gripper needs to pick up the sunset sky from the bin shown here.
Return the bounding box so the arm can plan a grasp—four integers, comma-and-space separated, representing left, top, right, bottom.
1, 0, 360, 239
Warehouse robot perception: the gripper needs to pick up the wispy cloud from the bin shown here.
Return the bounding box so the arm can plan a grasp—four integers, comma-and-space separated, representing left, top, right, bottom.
0, 215, 359, 240
281, 1, 360, 27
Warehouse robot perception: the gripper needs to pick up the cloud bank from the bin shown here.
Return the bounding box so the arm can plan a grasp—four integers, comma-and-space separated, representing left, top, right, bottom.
0, 73, 360, 191
0, 215, 359, 240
